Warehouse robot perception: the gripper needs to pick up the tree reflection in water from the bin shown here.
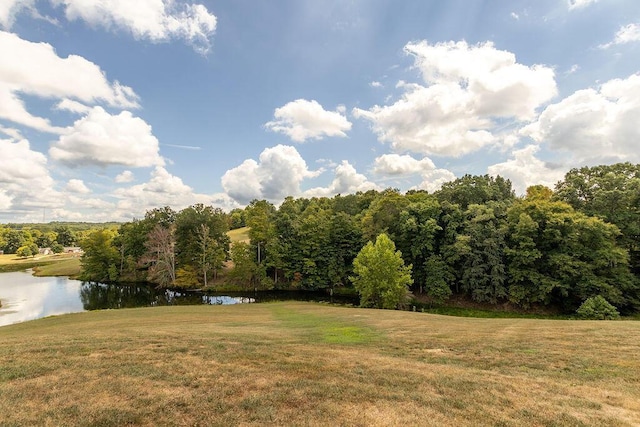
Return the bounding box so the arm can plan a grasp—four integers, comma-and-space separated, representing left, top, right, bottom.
79, 283, 256, 310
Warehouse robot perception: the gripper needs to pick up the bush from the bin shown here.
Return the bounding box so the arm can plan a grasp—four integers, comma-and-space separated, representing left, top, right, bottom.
576, 295, 620, 320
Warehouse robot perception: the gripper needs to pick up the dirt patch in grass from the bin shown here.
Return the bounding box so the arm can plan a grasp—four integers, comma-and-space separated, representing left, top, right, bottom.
0, 302, 638, 426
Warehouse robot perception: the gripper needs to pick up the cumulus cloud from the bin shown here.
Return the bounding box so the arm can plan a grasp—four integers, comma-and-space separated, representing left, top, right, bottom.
115, 170, 135, 183
600, 23, 640, 49
373, 154, 436, 175
222, 145, 320, 204
413, 169, 457, 193
0, 31, 138, 133
521, 73, 640, 165
353, 40, 557, 157
51, 0, 217, 54
65, 179, 90, 194
372, 153, 455, 193
113, 166, 220, 217
0, 138, 63, 212
488, 145, 566, 195
305, 161, 379, 198
265, 99, 352, 142
49, 107, 164, 168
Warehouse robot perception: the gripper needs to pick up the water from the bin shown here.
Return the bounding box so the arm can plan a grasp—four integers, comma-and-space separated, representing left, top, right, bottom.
0, 271, 356, 327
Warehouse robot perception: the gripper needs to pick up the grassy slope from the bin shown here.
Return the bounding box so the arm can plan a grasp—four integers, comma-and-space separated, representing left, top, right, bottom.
228, 226, 250, 244
0, 302, 638, 426
0, 253, 81, 276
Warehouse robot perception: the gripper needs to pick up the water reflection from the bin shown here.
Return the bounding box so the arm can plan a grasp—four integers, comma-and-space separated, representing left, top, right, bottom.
0, 271, 358, 327
79, 283, 256, 310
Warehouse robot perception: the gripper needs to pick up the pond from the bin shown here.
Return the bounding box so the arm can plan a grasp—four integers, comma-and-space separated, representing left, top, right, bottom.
0, 271, 357, 327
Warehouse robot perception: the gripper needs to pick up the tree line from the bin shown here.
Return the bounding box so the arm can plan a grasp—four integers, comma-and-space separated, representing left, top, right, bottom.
0, 224, 81, 257
41, 163, 640, 314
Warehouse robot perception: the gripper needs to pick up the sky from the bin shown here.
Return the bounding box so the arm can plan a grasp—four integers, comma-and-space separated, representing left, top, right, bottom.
0, 0, 639, 223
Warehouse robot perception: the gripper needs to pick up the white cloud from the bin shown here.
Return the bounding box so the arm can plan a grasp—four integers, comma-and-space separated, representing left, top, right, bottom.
305, 161, 379, 198
413, 169, 457, 193
55, 99, 92, 114
0, 31, 138, 133
265, 99, 352, 142
600, 23, 640, 49
354, 40, 556, 157
113, 166, 218, 217
0, 138, 64, 212
49, 107, 164, 168
222, 145, 320, 204
65, 179, 90, 194
565, 64, 580, 75
370, 81, 383, 88
568, 0, 598, 10
373, 154, 436, 175
115, 170, 135, 183
522, 73, 640, 165
0, 125, 21, 139
372, 153, 454, 193
510, 12, 519, 20
0, 0, 34, 29
488, 145, 565, 195
0, 190, 12, 210
51, 0, 217, 54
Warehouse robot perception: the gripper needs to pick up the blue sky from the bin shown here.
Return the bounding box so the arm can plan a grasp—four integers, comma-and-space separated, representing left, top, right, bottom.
0, 0, 639, 222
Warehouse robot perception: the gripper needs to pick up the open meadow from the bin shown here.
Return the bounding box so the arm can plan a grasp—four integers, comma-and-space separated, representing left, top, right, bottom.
0, 302, 638, 426
0, 253, 81, 277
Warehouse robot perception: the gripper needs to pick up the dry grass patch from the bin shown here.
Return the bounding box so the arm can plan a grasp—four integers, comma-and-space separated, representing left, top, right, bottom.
0, 302, 638, 426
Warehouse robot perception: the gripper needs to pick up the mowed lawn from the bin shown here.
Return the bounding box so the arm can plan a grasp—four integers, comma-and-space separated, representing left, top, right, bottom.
0, 302, 638, 426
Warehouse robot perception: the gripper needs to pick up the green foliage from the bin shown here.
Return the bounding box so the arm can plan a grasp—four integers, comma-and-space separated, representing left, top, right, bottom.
16, 245, 34, 258
228, 241, 257, 288
435, 174, 515, 209
459, 202, 508, 304
555, 163, 640, 276
575, 296, 620, 320
54, 226, 77, 247
79, 229, 119, 282
351, 233, 413, 309
422, 255, 453, 304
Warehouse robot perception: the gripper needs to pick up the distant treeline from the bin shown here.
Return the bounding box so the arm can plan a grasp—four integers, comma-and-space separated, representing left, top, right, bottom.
11, 162, 638, 315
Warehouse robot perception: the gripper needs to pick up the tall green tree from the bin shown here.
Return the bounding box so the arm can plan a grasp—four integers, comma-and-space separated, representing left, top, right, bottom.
174, 204, 229, 277
436, 174, 515, 210
555, 163, 640, 274
79, 229, 119, 282
506, 190, 638, 311
351, 233, 413, 309
458, 202, 508, 304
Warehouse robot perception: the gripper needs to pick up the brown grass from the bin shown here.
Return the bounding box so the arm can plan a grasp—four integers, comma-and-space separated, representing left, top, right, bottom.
0, 302, 638, 426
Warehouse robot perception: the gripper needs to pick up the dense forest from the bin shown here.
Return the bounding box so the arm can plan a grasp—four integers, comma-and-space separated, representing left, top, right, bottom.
2, 163, 639, 315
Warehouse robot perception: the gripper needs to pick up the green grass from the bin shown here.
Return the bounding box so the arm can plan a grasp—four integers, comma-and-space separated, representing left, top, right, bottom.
0, 302, 639, 426
0, 253, 81, 275
32, 257, 81, 277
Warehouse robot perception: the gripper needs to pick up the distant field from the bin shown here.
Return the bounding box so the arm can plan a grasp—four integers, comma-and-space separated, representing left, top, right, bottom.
0, 302, 638, 426
228, 226, 250, 244
32, 257, 81, 277
0, 253, 80, 275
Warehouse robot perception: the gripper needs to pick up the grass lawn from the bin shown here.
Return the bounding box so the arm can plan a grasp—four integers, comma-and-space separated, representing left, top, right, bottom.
0, 302, 638, 426
0, 253, 81, 276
